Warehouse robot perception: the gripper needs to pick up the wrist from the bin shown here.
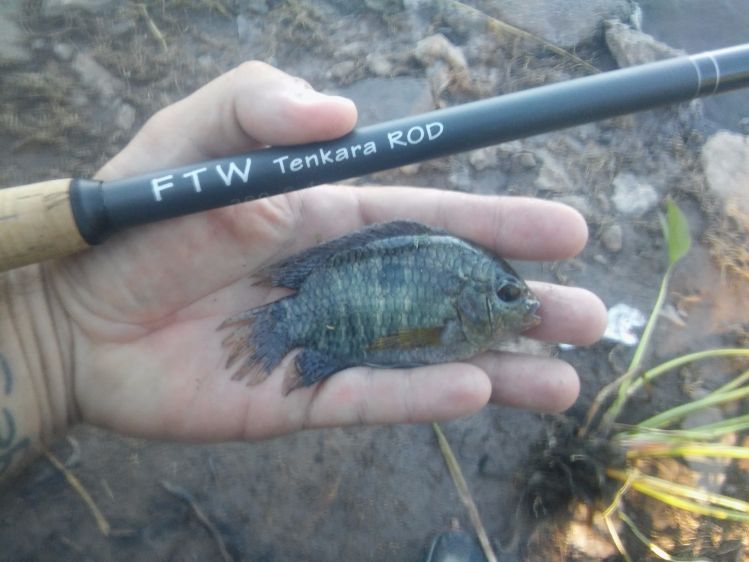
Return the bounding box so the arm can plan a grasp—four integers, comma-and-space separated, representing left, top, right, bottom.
0, 264, 75, 481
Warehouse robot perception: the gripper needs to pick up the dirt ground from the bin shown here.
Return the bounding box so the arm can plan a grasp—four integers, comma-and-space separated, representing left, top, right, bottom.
0, 1, 748, 561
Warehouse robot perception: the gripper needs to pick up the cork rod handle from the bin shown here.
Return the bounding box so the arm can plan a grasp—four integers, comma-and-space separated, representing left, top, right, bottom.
0, 179, 90, 272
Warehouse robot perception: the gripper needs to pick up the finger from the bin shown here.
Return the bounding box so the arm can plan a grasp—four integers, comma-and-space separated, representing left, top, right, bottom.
270, 188, 589, 263
293, 363, 492, 430
470, 352, 580, 413
525, 283, 608, 345
354, 190, 589, 261
97, 61, 357, 180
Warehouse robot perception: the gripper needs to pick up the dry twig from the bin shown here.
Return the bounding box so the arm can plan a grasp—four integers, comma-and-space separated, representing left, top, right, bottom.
43, 449, 111, 536
161, 479, 234, 562
433, 422, 498, 562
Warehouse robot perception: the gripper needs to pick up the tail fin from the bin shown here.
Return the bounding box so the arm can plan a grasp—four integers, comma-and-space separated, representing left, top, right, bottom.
218, 299, 291, 385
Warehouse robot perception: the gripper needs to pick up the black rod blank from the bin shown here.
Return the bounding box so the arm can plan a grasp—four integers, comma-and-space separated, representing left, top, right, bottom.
71, 44, 749, 245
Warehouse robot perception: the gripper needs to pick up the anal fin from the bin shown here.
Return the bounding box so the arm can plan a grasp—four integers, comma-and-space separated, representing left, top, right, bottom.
284, 349, 348, 395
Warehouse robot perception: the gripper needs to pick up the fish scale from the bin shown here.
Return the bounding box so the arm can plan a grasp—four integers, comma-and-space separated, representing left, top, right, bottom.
219, 221, 540, 394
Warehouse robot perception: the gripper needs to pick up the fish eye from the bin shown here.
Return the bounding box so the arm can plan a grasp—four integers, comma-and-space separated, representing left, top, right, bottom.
497, 282, 522, 303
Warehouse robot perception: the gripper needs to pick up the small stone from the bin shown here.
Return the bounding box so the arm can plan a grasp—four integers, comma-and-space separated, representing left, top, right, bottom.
448, 166, 471, 190
611, 173, 658, 216
70, 91, 88, 108
52, 42, 75, 61
554, 195, 593, 220
605, 20, 685, 67
335, 77, 433, 126
71, 52, 124, 101
398, 163, 421, 176
516, 151, 537, 169
566, 521, 617, 560
0, 5, 31, 65
236, 14, 251, 40
337, 41, 367, 59
110, 19, 136, 37
115, 103, 136, 131
198, 55, 215, 70
327, 60, 358, 82
701, 131, 749, 216
414, 33, 470, 89
366, 54, 394, 77
497, 140, 523, 154
535, 151, 574, 193
365, 0, 404, 10
414, 34, 466, 68
42, 0, 114, 16
600, 223, 623, 252
246, 0, 269, 14
468, 147, 499, 171
424, 62, 451, 100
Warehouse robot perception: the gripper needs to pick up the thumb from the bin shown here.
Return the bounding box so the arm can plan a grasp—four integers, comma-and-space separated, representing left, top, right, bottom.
97, 60, 357, 181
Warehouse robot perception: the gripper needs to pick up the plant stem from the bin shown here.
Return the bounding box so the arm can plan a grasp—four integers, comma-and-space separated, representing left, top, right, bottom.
598, 267, 674, 431
637, 385, 749, 429
594, 348, 749, 434
616, 414, 749, 441
712, 368, 749, 395
626, 443, 749, 460
432, 423, 498, 562
616, 510, 696, 562
632, 348, 749, 397
607, 468, 749, 512
607, 468, 749, 521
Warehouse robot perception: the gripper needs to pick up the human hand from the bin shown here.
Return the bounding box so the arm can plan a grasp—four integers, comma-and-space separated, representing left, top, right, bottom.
39, 62, 606, 441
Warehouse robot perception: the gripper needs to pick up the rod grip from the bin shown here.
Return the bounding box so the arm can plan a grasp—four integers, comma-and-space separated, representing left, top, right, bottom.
0, 178, 90, 272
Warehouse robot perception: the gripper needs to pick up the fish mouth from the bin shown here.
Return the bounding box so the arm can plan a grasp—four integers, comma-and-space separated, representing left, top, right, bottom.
523, 298, 542, 330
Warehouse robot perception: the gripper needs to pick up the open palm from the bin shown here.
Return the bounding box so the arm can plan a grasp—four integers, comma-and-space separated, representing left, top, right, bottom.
45, 62, 606, 442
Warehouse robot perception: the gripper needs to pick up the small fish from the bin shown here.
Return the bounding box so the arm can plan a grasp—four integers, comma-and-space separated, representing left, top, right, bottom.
219, 221, 540, 394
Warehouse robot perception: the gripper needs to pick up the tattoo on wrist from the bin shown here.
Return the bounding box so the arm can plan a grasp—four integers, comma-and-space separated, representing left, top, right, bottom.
0, 353, 30, 475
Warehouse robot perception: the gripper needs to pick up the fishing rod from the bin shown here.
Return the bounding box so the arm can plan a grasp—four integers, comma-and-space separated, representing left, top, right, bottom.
2, 43, 748, 272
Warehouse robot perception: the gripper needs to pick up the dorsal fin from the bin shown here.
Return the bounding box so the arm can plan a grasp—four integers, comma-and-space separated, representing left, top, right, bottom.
255, 221, 446, 289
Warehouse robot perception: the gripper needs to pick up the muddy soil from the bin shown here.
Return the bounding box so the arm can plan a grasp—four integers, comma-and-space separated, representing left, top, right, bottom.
0, 1, 747, 561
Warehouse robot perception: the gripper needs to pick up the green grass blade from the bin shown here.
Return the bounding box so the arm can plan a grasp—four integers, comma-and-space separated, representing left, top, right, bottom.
617, 509, 701, 562
666, 414, 749, 439
631, 486, 749, 522
600, 345, 749, 433
628, 348, 749, 398
602, 269, 672, 428
627, 198, 693, 375
626, 443, 749, 460
661, 199, 692, 266
604, 512, 633, 562
711, 368, 749, 395
618, 415, 749, 442
607, 468, 749, 512
637, 385, 749, 429
600, 201, 692, 428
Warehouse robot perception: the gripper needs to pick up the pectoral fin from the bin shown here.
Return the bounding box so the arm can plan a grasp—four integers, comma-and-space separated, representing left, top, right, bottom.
367, 326, 444, 351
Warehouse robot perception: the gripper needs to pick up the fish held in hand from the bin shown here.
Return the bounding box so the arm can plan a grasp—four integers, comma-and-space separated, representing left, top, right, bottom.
219, 221, 540, 394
